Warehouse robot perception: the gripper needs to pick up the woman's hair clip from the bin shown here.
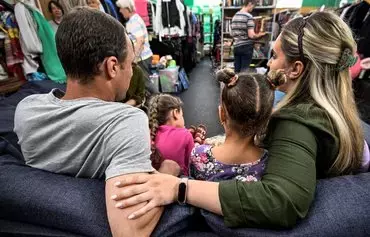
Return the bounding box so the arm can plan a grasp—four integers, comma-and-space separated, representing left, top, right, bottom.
266, 70, 287, 90
337, 48, 358, 71
227, 75, 239, 88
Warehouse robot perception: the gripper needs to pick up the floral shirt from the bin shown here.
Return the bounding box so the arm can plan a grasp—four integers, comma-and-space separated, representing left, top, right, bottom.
190, 145, 268, 182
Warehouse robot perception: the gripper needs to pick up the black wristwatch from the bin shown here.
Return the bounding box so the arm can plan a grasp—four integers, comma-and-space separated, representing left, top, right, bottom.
177, 177, 189, 205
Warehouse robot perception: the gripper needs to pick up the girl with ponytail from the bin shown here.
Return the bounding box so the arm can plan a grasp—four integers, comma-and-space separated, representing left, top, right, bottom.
148, 94, 194, 176
190, 69, 282, 182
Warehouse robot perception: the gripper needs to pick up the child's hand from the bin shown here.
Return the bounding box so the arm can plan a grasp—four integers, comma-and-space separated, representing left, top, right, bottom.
158, 159, 181, 176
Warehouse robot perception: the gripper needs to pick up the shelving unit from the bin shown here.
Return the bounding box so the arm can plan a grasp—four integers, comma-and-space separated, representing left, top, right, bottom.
220, 0, 277, 69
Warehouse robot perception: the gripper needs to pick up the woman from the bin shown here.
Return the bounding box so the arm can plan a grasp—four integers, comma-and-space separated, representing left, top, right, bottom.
111, 12, 366, 228
123, 64, 146, 107
231, 0, 266, 73
86, 0, 105, 12
48, 0, 64, 32
116, 0, 158, 94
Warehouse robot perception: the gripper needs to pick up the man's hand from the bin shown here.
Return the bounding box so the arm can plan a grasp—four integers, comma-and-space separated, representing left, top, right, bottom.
257, 32, 268, 38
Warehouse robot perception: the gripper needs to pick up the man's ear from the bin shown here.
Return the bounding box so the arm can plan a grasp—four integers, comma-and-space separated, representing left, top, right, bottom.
287, 60, 305, 80
105, 56, 119, 80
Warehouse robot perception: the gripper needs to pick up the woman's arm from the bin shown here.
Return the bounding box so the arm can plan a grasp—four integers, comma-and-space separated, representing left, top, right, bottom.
112, 120, 317, 228
187, 180, 222, 215
134, 36, 145, 58
219, 119, 317, 227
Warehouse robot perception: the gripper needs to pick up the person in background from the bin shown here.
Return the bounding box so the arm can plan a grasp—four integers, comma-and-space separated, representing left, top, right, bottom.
116, 0, 158, 94
123, 64, 145, 107
231, 0, 266, 73
86, 0, 106, 12
48, 0, 64, 32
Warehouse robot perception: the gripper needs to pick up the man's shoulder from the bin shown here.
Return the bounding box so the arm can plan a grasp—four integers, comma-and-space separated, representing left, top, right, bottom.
16, 93, 49, 111
15, 91, 147, 127
235, 11, 253, 19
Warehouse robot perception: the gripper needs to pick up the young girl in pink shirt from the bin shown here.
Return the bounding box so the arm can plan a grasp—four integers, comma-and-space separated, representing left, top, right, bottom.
148, 94, 194, 176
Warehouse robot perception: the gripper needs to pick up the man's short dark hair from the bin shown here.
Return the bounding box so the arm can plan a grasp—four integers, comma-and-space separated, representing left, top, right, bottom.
48, 0, 64, 15
243, 0, 257, 6
56, 8, 128, 84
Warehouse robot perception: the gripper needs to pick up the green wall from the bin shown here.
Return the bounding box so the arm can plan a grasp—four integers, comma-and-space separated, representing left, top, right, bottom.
302, 0, 339, 7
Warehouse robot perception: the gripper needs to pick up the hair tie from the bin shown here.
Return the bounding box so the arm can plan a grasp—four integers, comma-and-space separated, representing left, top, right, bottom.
337, 48, 358, 71
266, 76, 277, 90
227, 75, 239, 88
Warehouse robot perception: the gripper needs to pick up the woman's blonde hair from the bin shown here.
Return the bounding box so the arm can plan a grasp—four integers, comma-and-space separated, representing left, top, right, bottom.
116, 0, 136, 12
276, 12, 363, 176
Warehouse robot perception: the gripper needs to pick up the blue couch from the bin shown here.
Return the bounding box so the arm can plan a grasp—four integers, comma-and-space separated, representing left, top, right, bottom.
1, 82, 370, 237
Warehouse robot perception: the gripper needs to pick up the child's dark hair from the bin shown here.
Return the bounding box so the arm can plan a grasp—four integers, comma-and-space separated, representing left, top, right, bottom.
148, 94, 183, 169
48, 0, 64, 15
243, 0, 257, 6
216, 68, 284, 138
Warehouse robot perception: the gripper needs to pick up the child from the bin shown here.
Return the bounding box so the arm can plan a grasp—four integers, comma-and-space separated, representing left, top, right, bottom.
190, 69, 283, 182
148, 94, 194, 176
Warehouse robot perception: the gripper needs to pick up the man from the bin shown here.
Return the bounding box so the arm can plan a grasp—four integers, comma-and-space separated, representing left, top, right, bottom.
14, 8, 163, 237
231, 0, 266, 73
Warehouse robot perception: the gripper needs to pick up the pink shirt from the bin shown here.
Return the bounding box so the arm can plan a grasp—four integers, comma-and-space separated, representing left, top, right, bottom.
155, 125, 194, 176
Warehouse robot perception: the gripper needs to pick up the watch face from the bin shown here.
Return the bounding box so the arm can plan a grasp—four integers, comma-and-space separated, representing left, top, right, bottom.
178, 182, 186, 203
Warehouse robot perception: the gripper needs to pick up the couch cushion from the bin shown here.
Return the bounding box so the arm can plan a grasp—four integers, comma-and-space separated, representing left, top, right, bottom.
201, 172, 370, 236
0, 139, 110, 237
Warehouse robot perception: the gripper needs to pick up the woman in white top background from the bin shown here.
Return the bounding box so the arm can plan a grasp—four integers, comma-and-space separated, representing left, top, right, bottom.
116, 0, 158, 94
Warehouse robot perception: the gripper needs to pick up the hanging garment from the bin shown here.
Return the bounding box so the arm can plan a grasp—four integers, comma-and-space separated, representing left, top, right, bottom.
104, 0, 119, 19
14, 2, 42, 75
99, 3, 106, 13
149, 1, 156, 33
100, 0, 108, 12
27, 6, 66, 83
185, 7, 192, 37
135, 0, 150, 26
147, 1, 153, 32
340, 5, 352, 19
0, 12, 23, 62
161, 0, 180, 28
348, 2, 370, 36
358, 12, 370, 58
0, 11, 25, 81
155, 0, 185, 39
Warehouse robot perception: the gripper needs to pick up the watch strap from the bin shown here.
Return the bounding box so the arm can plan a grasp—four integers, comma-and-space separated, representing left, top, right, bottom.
177, 177, 188, 205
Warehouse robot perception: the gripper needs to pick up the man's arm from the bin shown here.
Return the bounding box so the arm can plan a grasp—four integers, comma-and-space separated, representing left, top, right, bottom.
106, 174, 163, 237
104, 109, 161, 236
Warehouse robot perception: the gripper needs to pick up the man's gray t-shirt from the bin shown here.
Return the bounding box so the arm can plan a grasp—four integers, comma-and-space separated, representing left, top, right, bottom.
14, 89, 155, 180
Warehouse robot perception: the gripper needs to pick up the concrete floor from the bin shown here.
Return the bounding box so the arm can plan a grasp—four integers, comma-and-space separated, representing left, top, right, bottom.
179, 59, 224, 137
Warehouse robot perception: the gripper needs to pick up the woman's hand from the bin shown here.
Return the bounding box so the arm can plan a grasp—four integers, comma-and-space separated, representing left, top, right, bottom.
111, 173, 180, 220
